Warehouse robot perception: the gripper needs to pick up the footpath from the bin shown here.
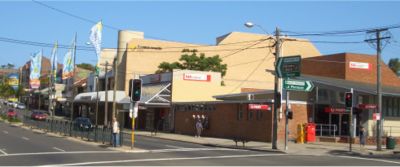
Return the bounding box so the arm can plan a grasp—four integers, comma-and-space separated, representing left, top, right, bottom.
130, 129, 400, 158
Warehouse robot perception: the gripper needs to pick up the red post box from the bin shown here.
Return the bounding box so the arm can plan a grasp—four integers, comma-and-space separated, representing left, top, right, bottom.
306, 123, 316, 142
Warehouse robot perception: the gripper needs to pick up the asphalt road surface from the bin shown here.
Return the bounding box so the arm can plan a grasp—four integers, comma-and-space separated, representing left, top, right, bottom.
1, 121, 400, 166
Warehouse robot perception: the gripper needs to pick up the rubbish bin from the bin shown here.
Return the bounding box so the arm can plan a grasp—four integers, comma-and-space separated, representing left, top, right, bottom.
386, 136, 396, 149
306, 123, 316, 142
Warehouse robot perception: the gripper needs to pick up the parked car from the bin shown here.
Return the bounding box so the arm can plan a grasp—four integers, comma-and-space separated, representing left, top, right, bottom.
30, 110, 48, 121
16, 103, 26, 109
73, 117, 94, 131
7, 108, 17, 119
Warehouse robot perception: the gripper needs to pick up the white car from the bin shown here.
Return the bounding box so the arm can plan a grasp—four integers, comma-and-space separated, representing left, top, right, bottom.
17, 103, 26, 109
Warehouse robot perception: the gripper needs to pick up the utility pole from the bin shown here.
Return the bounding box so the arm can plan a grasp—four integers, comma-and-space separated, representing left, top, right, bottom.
95, 75, 99, 126
272, 27, 281, 150
365, 28, 390, 151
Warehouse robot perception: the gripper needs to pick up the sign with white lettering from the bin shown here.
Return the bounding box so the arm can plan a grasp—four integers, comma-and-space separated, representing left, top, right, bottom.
183, 73, 211, 82
349, 61, 370, 70
248, 104, 271, 111
373, 113, 381, 121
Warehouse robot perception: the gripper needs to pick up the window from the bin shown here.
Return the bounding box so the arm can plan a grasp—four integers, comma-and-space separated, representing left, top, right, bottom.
237, 104, 243, 121
388, 98, 393, 117
247, 111, 253, 120
318, 89, 329, 102
256, 111, 263, 120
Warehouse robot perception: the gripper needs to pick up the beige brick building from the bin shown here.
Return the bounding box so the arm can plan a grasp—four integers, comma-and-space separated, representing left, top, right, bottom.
113, 31, 321, 98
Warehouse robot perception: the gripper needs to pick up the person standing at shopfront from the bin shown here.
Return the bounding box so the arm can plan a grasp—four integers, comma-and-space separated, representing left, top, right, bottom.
359, 126, 366, 148
112, 117, 120, 147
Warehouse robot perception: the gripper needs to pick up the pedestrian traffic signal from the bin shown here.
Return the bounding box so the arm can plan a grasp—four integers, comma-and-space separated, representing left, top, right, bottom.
287, 110, 293, 120
275, 92, 281, 109
345, 92, 353, 108
129, 79, 142, 102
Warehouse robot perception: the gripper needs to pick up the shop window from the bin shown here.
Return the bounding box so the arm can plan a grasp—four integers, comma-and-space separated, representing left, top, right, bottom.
256, 111, 263, 120
247, 111, 253, 120
383, 97, 388, 117
237, 104, 243, 121
318, 89, 329, 102
396, 98, 400, 117
388, 98, 393, 117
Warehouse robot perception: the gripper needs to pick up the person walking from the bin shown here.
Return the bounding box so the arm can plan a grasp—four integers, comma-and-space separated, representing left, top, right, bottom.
359, 126, 366, 148
195, 119, 203, 138
112, 117, 120, 147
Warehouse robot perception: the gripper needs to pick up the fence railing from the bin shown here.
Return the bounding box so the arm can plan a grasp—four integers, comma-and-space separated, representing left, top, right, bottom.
21, 115, 123, 146
315, 124, 337, 137
383, 126, 400, 137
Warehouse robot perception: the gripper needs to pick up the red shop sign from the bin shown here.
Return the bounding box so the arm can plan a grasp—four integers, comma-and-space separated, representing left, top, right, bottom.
324, 107, 346, 113
248, 104, 271, 111
358, 104, 377, 110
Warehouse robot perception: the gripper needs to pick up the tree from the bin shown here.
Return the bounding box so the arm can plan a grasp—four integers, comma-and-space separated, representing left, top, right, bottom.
156, 49, 227, 77
77, 63, 95, 71
388, 58, 400, 76
0, 83, 16, 98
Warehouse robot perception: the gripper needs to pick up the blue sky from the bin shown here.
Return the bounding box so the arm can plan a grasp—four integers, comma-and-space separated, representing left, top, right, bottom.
0, 1, 399, 68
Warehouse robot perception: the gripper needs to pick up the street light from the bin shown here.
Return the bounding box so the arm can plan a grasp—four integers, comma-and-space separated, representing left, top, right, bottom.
245, 21, 281, 150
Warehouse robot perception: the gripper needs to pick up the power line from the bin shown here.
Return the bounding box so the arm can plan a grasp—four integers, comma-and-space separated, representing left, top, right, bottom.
228, 46, 274, 93
282, 23, 400, 37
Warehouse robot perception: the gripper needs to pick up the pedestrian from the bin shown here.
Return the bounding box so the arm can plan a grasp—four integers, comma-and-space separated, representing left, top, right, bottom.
112, 117, 120, 147
195, 119, 203, 138
359, 126, 366, 148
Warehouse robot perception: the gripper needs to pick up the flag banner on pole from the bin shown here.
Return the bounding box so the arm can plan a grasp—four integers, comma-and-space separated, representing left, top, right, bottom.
62, 39, 75, 80
30, 51, 42, 89
90, 21, 102, 63
50, 41, 58, 83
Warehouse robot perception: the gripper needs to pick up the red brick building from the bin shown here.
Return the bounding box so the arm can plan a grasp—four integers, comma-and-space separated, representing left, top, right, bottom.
173, 52, 400, 143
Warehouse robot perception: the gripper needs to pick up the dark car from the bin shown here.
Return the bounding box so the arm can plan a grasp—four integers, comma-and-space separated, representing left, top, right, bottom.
31, 111, 48, 121
7, 108, 17, 119
73, 117, 93, 131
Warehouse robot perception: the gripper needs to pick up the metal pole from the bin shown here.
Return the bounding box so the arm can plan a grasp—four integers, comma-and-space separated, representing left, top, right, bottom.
272, 27, 281, 150
349, 88, 353, 152
285, 90, 290, 151
95, 76, 99, 126
131, 102, 135, 149
105, 61, 109, 126
70, 33, 77, 123
376, 30, 383, 151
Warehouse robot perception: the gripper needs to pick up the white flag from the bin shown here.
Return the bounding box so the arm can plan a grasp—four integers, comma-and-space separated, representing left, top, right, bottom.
89, 21, 102, 63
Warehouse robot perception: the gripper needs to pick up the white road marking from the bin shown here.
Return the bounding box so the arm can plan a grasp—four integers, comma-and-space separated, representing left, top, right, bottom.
150, 147, 248, 153
40, 153, 285, 166
2, 130, 8, 134
21, 137, 30, 141
164, 145, 184, 149
52, 147, 66, 152
334, 155, 400, 165
0, 151, 121, 157
0, 149, 7, 155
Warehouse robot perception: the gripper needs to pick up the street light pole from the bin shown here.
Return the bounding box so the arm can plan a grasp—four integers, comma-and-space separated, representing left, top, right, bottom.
272, 27, 281, 150
245, 22, 281, 149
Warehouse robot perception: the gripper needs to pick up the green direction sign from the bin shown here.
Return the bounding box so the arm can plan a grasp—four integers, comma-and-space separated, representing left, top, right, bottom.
276, 55, 301, 78
283, 79, 314, 92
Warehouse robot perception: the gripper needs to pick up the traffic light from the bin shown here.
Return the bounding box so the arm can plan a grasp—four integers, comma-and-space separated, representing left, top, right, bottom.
129, 79, 142, 102
287, 109, 293, 119
345, 92, 353, 108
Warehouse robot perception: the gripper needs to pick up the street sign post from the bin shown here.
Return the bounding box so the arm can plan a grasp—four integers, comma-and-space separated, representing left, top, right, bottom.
283, 79, 314, 92
276, 55, 301, 78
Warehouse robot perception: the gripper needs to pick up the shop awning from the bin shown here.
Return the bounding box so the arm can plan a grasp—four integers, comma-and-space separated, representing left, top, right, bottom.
119, 82, 171, 106
74, 90, 127, 103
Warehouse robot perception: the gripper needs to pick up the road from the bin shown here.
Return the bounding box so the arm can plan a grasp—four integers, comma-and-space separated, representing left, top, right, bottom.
1, 121, 400, 166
